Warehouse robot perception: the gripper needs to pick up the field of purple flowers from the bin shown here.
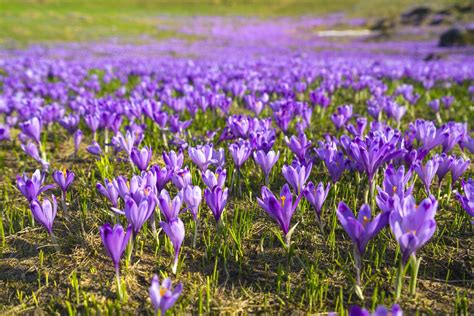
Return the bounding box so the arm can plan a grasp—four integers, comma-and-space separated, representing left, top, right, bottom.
0, 7, 474, 315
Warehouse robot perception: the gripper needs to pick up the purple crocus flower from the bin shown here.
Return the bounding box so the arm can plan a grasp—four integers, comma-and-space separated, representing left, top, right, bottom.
201, 168, 227, 189
336, 202, 389, 256
130, 146, 152, 172
344, 130, 403, 183
376, 164, 413, 213
414, 158, 439, 194
253, 150, 280, 184
451, 157, 470, 185
257, 184, 301, 246
87, 141, 102, 156
390, 195, 437, 263
189, 144, 215, 171
412, 120, 448, 154
346, 117, 368, 137
124, 194, 156, 235
428, 99, 440, 112
282, 163, 312, 194
0, 124, 10, 141
228, 141, 252, 169
30, 195, 57, 235
435, 153, 454, 184
331, 104, 353, 130
149, 275, 183, 314
96, 178, 119, 207
163, 150, 184, 172
171, 167, 192, 190
100, 223, 132, 273
19, 116, 42, 144
285, 134, 311, 163
315, 140, 346, 183
160, 218, 185, 274
303, 181, 331, 222
348, 304, 402, 316
16, 169, 54, 202
212, 147, 226, 168
456, 178, 474, 218
21, 141, 41, 161
52, 169, 75, 193
183, 185, 202, 220
158, 189, 182, 222
204, 186, 228, 223
74, 130, 83, 155
150, 165, 172, 191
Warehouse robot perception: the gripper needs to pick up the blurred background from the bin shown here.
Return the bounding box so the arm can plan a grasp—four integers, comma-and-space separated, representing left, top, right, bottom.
0, 0, 472, 45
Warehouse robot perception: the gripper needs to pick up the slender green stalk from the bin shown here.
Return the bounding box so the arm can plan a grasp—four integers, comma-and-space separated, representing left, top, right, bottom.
395, 259, 404, 300
409, 255, 421, 297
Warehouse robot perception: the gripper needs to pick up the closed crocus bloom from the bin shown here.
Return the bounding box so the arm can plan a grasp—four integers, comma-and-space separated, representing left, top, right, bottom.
73, 129, 83, 155
282, 163, 312, 194
389, 195, 437, 264
204, 186, 228, 223
376, 164, 413, 213
100, 223, 132, 273
52, 169, 75, 193
171, 167, 192, 190
183, 185, 202, 220
124, 194, 156, 235
285, 134, 311, 163
189, 144, 215, 171
257, 184, 301, 242
96, 178, 119, 207
19, 116, 42, 144
451, 157, 470, 185
114, 175, 130, 200
130, 146, 152, 172
21, 141, 41, 161
435, 153, 454, 184
201, 168, 227, 189
150, 165, 172, 192
160, 218, 185, 274
303, 181, 331, 218
0, 123, 10, 141
253, 150, 280, 180
412, 119, 448, 153
149, 275, 183, 314
16, 169, 54, 202
86, 141, 102, 156
162, 150, 184, 172
212, 147, 226, 168
414, 158, 439, 194
456, 178, 474, 217
113, 131, 135, 157
158, 189, 182, 222
336, 202, 389, 256
30, 195, 57, 235
229, 142, 252, 169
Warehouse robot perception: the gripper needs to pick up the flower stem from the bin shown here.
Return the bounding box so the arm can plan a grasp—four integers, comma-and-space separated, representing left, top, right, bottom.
193, 219, 199, 249
395, 259, 404, 300
61, 191, 67, 213
409, 255, 421, 297
353, 245, 364, 300
115, 268, 123, 301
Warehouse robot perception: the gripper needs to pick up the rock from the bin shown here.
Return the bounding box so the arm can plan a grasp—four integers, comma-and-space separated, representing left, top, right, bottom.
438, 26, 474, 47
369, 18, 396, 32
401, 6, 432, 26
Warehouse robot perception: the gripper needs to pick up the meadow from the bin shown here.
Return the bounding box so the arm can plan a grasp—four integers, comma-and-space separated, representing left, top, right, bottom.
0, 1, 473, 315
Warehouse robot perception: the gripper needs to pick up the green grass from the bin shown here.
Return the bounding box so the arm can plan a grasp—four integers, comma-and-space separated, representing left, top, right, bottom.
0, 0, 459, 44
